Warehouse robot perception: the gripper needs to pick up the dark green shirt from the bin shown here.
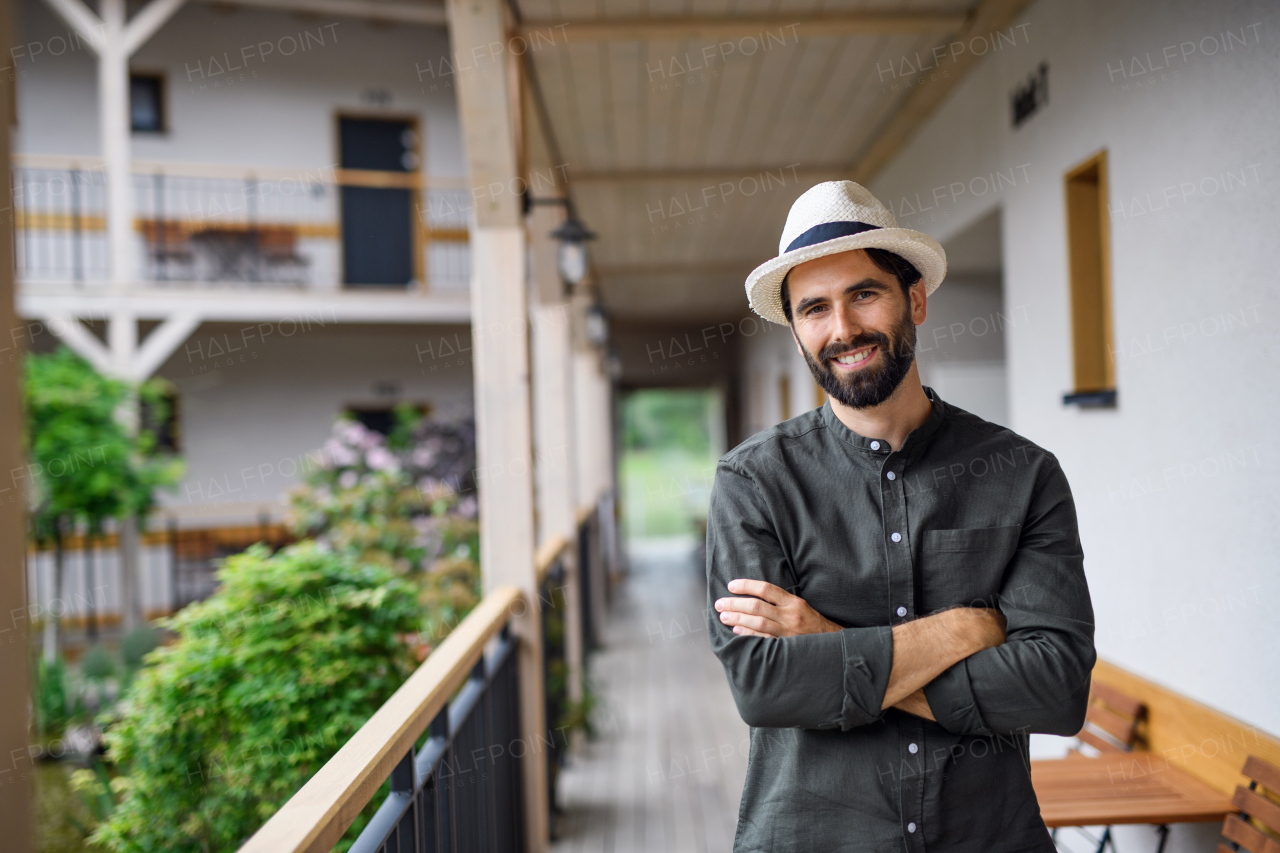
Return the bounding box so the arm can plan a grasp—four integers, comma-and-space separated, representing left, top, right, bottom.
705, 389, 1096, 853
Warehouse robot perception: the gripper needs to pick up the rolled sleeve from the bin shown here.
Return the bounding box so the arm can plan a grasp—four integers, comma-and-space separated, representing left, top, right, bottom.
706, 461, 894, 730
922, 656, 990, 735
839, 625, 895, 729
925, 457, 1096, 738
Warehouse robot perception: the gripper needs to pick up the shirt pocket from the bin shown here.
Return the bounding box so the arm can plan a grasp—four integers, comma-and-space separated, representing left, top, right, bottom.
919, 524, 1022, 613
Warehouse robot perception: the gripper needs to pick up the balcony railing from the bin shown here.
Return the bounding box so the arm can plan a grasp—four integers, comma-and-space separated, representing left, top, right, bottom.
238, 585, 525, 853
12, 155, 473, 291
229, 501, 600, 853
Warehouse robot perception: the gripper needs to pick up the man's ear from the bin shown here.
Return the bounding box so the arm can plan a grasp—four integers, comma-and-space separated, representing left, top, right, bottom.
910, 281, 928, 326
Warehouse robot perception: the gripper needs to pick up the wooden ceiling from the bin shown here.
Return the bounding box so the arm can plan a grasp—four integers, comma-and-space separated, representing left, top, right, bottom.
515, 0, 1029, 322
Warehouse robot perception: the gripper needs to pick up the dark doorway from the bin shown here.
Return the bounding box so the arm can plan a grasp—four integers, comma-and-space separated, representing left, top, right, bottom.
339, 117, 417, 286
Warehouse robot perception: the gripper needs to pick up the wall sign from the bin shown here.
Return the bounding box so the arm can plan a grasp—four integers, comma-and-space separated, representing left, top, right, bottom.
1012, 63, 1048, 128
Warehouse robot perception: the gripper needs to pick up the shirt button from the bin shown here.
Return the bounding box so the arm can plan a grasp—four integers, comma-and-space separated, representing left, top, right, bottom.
870, 441, 880, 450
886, 471, 896, 480
896, 606, 907, 617
891, 532, 902, 543
907, 822, 917, 833
908, 743, 919, 754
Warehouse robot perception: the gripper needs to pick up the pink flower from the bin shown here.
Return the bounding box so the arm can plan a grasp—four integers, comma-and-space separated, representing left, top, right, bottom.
366, 446, 399, 472
322, 439, 358, 468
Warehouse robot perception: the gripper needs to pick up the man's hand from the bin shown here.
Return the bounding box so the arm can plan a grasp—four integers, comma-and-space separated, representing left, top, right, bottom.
714, 579, 842, 638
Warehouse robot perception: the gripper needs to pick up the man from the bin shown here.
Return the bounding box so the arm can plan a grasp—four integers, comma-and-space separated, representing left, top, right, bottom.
706, 181, 1096, 852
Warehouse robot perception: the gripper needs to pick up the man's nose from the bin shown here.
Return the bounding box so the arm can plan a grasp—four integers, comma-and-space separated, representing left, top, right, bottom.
829, 302, 863, 343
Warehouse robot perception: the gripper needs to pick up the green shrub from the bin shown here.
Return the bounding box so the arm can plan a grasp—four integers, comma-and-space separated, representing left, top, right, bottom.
91, 542, 421, 853
36, 656, 70, 738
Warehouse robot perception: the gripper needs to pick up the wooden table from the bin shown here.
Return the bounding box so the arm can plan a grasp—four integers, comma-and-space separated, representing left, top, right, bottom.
1032, 752, 1234, 828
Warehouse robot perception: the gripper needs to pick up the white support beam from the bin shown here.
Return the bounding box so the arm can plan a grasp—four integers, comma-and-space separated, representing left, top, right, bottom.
46, 314, 114, 375
517, 11, 966, 43
132, 312, 201, 380
108, 306, 137, 376
18, 287, 472, 325
40, 0, 105, 53
42, 0, 193, 289
98, 0, 132, 287
192, 0, 446, 25
123, 0, 189, 55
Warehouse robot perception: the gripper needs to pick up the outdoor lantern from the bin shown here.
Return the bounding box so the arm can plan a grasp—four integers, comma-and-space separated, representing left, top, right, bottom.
584, 301, 609, 347
550, 216, 596, 289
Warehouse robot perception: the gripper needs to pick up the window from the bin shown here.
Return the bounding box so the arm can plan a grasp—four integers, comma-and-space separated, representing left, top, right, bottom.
130, 74, 165, 132
1063, 151, 1116, 406
346, 404, 429, 437
141, 390, 180, 452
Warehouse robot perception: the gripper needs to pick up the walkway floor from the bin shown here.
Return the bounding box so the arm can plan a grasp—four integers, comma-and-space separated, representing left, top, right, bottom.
551, 536, 748, 853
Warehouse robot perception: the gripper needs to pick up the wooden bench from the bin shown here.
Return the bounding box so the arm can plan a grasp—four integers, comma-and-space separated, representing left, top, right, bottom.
1031, 660, 1280, 853
1072, 681, 1145, 755
1216, 755, 1280, 853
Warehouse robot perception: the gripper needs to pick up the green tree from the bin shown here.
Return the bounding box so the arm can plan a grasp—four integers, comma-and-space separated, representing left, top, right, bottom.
24, 346, 182, 655
92, 542, 422, 853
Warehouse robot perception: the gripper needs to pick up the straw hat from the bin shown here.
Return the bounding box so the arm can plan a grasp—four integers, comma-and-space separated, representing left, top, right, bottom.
746, 181, 947, 325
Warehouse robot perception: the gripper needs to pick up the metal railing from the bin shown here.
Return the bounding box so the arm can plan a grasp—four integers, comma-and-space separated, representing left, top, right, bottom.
349, 627, 524, 853
536, 539, 570, 827
11, 155, 472, 290
236, 585, 524, 853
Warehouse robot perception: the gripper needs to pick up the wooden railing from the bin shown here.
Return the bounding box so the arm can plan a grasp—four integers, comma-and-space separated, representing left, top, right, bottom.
221, 501, 604, 853
237, 585, 524, 853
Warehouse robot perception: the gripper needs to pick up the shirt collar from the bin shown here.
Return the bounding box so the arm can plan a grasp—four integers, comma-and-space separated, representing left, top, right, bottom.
820, 385, 947, 459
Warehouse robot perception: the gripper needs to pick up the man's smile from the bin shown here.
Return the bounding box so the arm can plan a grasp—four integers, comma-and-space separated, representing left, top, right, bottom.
830, 345, 878, 370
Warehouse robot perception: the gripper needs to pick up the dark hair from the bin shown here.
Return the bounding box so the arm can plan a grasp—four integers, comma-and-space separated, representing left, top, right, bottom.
780, 248, 923, 324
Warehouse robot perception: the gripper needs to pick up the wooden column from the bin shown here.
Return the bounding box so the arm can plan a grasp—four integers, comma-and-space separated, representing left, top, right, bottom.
571, 299, 610, 634
0, 0, 35, 843
528, 204, 584, 710
445, 0, 548, 846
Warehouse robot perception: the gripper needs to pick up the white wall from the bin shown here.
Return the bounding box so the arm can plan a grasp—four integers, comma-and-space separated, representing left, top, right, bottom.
15, 0, 464, 174
739, 319, 817, 435
153, 321, 474, 523
14, 0, 471, 287
866, 0, 1279, 804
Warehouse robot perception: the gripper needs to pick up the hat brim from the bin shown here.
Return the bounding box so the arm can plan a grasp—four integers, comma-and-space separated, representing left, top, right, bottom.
746, 228, 947, 325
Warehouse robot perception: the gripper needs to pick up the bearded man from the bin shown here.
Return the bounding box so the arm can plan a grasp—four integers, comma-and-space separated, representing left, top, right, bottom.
706, 181, 1096, 852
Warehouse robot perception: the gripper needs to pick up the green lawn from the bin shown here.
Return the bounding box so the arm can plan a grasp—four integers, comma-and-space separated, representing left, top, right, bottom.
619, 449, 717, 539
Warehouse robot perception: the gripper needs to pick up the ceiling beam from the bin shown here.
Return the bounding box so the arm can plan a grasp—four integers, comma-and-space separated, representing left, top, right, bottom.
517, 11, 966, 43
597, 260, 755, 277
194, 0, 447, 25
571, 164, 844, 183
850, 0, 1032, 183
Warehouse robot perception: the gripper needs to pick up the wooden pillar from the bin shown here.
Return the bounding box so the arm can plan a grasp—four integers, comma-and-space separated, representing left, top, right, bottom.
571, 297, 610, 634
528, 204, 584, 710
0, 0, 36, 842
445, 0, 548, 846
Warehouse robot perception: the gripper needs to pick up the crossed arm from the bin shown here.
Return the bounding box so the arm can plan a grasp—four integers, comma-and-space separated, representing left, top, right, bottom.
706, 458, 1094, 736
713, 579, 1007, 720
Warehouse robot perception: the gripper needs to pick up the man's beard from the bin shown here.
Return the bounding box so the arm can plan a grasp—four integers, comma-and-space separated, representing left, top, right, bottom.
799, 306, 917, 410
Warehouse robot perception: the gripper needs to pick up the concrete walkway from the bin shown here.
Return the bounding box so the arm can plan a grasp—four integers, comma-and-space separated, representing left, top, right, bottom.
551, 536, 749, 853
